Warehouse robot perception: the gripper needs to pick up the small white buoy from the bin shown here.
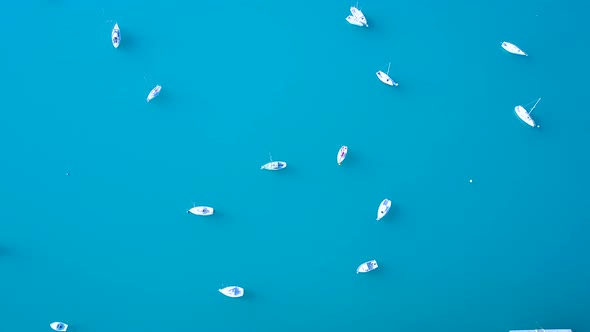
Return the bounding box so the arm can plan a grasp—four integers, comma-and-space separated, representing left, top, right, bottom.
469, 179, 473, 183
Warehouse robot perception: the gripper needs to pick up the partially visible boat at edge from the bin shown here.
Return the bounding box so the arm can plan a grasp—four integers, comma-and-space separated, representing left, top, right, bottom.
376, 199, 391, 221
50, 322, 68, 332
187, 206, 214, 216
219, 286, 244, 298
501, 41, 527, 56
356, 259, 378, 273
514, 97, 541, 127
337, 146, 348, 165
111, 23, 120, 48
509, 329, 572, 332
146, 85, 162, 102
376, 62, 398, 87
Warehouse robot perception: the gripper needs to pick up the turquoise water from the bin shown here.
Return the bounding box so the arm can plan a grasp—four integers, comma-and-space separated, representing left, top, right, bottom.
1, 0, 589, 331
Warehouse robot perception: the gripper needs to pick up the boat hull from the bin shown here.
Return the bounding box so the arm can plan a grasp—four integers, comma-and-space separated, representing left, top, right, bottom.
509, 329, 572, 332
261, 161, 287, 170
337, 146, 348, 165
346, 15, 363, 26
112, 23, 120, 48
376, 199, 391, 220
147, 85, 162, 102
509, 330, 572, 332
50, 322, 68, 332
376, 71, 398, 86
188, 206, 214, 216
350, 7, 368, 26
514, 105, 535, 127
219, 286, 244, 298
357, 260, 378, 273
501, 41, 527, 56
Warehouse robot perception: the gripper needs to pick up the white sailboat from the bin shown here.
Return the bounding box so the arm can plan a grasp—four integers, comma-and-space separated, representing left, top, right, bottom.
260, 153, 287, 170
501, 41, 527, 56
346, 15, 364, 27
187, 206, 214, 216
350, 2, 368, 27
376, 62, 398, 87
146, 85, 162, 102
111, 23, 120, 48
376, 199, 391, 221
337, 146, 348, 165
514, 97, 541, 127
219, 286, 244, 298
50, 322, 68, 332
356, 259, 378, 273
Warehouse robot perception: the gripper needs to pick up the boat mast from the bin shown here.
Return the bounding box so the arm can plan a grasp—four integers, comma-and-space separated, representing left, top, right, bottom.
386, 62, 391, 75
529, 97, 542, 114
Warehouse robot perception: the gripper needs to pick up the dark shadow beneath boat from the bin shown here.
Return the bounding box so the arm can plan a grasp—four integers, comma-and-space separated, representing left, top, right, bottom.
380, 204, 398, 222
339, 151, 358, 168
146, 88, 170, 106
119, 32, 134, 50
240, 289, 252, 300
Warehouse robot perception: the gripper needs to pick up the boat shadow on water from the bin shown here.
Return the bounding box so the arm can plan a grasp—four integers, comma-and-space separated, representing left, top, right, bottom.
379, 204, 400, 223
109, 26, 134, 53
119, 32, 135, 50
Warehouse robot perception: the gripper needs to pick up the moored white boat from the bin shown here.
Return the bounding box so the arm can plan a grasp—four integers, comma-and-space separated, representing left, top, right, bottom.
111, 23, 120, 48
346, 15, 364, 27
187, 206, 214, 216
509, 330, 572, 332
514, 97, 541, 128
146, 85, 162, 102
501, 41, 527, 56
514, 106, 535, 127
50, 322, 68, 332
376, 199, 391, 220
376, 62, 398, 87
356, 259, 378, 273
261, 161, 287, 170
219, 286, 244, 298
350, 4, 368, 27
337, 146, 348, 165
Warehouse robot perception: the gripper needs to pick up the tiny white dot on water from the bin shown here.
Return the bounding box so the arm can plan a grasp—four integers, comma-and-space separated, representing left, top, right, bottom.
469, 179, 473, 183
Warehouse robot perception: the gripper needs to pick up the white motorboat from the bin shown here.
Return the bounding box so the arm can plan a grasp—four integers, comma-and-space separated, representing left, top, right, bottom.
509, 330, 572, 332
111, 23, 120, 48
376, 62, 398, 87
514, 97, 541, 127
350, 3, 368, 27
260, 153, 286, 170
356, 259, 378, 273
376, 199, 391, 221
146, 85, 162, 102
337, 146, 348, 165
501, 41, 527, 56
219, 286, 244, 298
187, 206, 214, 216
346, 15, 364, 27
50, 322, 68, 332
261, 161, 287, 170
